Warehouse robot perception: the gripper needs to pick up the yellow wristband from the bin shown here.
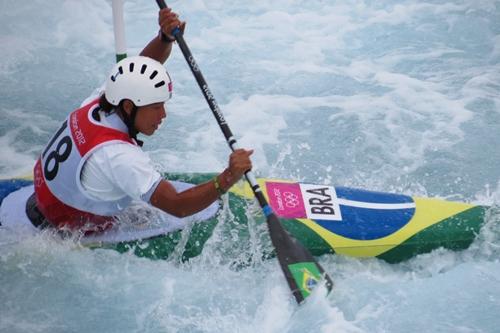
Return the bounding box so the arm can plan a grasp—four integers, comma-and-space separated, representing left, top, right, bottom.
213, 176, 226, 195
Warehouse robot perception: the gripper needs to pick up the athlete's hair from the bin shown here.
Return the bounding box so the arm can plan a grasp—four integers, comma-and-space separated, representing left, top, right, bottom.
98, 93, 142, 145
99, 94, 115, 113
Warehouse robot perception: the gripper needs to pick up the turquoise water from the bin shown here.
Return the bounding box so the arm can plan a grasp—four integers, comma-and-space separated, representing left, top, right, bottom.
1, 0, 500, 332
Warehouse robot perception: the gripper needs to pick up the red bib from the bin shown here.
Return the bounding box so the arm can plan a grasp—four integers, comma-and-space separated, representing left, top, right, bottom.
34, 99, 136, 231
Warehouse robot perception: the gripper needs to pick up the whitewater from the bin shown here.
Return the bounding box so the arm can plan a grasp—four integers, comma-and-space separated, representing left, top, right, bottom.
1, 0, 500, 332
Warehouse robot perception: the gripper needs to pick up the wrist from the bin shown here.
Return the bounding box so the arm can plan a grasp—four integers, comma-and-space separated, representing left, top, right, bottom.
213, 176, 226, 196
158, 30, 175, 43
219, 169, 233, 192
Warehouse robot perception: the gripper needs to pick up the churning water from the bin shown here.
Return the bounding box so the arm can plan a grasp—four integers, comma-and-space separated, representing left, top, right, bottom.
1, 0, 500, 332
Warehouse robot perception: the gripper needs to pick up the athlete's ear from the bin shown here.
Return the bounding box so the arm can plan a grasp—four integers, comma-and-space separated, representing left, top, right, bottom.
122, 99, 135, 115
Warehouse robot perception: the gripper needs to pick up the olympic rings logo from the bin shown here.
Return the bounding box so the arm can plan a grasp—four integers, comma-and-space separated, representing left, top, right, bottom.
283, 191, 300, 208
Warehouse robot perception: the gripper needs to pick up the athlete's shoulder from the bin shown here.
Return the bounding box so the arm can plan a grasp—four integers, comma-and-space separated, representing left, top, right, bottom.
94, 141, 144, 159
91, 142, 152, 169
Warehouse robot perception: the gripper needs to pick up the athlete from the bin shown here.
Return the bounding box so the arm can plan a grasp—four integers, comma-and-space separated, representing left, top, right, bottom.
29, 8, 253, 233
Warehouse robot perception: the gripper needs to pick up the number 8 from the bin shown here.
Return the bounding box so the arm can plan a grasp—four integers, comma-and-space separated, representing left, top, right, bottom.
44, 136, 72, 181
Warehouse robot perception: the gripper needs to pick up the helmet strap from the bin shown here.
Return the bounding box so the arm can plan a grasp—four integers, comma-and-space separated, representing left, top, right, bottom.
119, 102, 144, 147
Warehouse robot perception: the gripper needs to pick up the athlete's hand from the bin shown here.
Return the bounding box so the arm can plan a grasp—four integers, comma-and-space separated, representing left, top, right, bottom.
221, 149, 253, 190
228, 149, 253, 178
159, 8, 186, 40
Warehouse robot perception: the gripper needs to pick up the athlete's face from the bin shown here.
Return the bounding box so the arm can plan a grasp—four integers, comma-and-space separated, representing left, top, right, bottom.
136, 102, 167, 136
123, 101, 167, 136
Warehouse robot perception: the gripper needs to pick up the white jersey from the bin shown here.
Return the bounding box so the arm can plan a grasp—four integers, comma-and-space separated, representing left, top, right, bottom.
79, 87, 162, 204
81, 110, 162, 203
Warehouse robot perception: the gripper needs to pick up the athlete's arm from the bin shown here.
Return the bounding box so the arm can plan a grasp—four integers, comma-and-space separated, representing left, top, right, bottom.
150, 149, 253, 218
140, 8, 186, 64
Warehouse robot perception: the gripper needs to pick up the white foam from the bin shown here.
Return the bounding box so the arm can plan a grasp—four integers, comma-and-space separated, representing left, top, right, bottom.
1, 0, 500, 331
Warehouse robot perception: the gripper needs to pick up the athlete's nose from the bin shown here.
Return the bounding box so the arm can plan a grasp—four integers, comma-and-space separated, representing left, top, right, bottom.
160, 105, 167, 119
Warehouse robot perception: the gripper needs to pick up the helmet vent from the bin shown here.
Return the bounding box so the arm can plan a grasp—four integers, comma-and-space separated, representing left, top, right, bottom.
105, 56, 173, 106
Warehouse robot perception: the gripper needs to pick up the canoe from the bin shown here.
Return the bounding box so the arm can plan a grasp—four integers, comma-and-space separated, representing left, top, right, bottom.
0, 173, 488, 263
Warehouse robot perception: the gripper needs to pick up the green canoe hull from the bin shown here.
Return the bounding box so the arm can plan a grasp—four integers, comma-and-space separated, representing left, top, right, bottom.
0, 173, 489, 263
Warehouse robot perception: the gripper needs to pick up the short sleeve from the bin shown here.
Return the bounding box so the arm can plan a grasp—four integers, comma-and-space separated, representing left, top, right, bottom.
82, 143, 162, 202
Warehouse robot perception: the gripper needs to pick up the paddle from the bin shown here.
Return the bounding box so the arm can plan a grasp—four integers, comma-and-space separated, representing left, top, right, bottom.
155, 0, 333, 304
111, 0, 127, 62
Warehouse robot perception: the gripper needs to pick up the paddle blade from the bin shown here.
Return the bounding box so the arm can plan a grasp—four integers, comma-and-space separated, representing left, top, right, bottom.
266, 213, 333, 304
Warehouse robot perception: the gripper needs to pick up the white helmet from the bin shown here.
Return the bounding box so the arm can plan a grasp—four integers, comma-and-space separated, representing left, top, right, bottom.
104, 56, 173, 107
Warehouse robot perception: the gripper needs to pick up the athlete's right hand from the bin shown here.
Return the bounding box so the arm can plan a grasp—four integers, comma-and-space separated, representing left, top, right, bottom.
220, 149, 253, 190
228, 149, 253, 178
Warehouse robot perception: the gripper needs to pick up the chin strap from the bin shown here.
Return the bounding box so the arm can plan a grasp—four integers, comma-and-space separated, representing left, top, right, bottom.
119, 105, 144, 147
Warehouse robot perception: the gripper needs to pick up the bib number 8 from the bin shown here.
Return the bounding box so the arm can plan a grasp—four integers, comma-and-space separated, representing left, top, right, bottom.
43, 121, 73, 181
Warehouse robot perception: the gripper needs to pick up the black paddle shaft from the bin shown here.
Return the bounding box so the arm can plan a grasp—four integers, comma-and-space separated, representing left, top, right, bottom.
155, 0, 269, 208
155, 0, 333, 304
